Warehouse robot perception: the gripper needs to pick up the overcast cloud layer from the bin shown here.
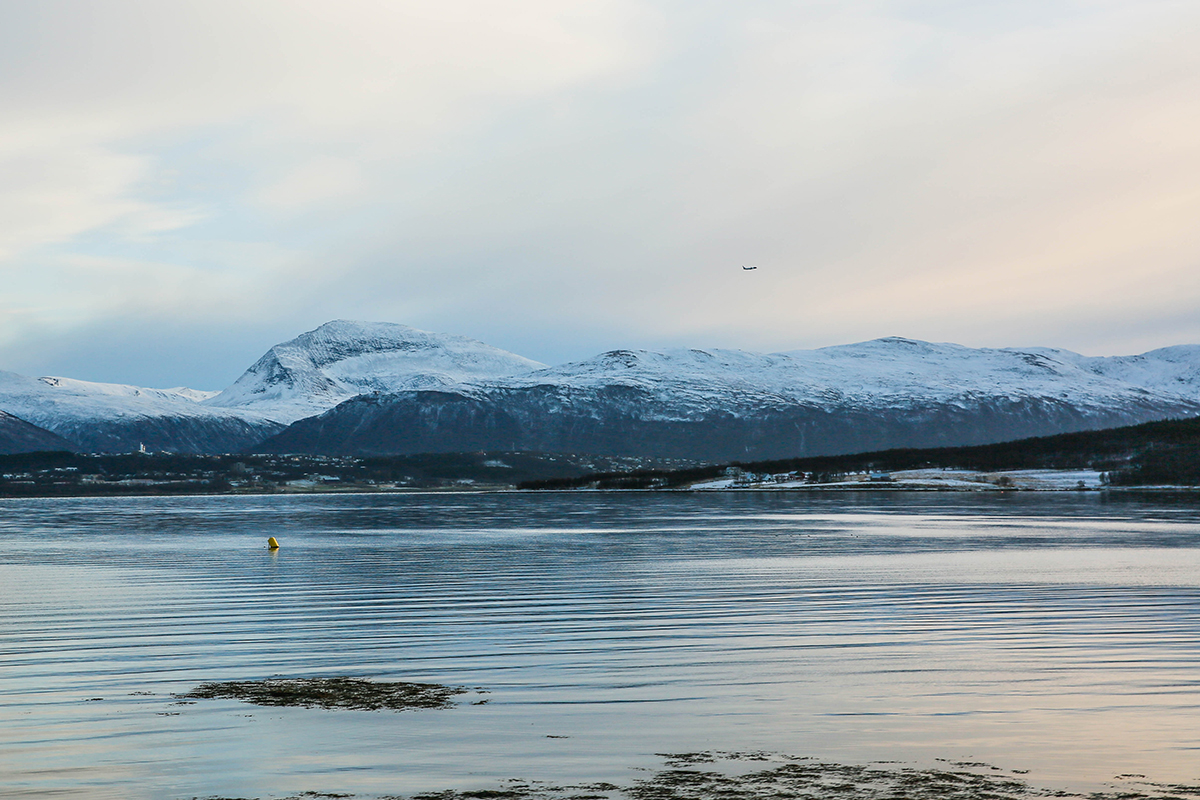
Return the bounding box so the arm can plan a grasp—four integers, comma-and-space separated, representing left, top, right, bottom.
2, 0, 1199, 389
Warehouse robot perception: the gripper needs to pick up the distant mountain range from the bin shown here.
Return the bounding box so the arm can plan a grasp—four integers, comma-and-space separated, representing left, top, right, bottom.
1, 320, 1199, 459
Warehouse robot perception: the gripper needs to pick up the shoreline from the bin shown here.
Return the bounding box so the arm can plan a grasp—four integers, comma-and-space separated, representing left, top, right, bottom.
1, 482, 1198, 500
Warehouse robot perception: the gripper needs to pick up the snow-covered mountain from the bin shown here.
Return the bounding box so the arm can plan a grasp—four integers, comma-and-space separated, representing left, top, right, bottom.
0, 371, 282, 454
508, 337, 1199, 413
204, 320, 546, 423
0, 320, 543, 454
258, 337, 1200, 460
3, 322, 1200, 459
778, 338, 1200, 409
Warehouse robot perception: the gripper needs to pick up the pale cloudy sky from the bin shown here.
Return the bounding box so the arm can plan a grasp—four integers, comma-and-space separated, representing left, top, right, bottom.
2, 0, 1200, 388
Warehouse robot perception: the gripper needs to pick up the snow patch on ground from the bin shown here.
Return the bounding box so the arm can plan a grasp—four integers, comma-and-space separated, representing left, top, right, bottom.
688, 468, 1109, 491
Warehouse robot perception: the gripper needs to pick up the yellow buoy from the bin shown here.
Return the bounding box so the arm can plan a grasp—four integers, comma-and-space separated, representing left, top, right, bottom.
267, 537, 280, 550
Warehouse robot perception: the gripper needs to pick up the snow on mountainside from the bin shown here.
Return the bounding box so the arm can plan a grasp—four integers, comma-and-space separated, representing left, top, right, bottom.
1041, 344, 1200, 396
784, 337, 1200, 408
4, 320, 1200, 459
204, 320, 546, 423
503, 336, 1200, 415
0, 371, 282, 454
259, 336, 1200, 460
165, 387, 220, 402
35, 376, 218, 404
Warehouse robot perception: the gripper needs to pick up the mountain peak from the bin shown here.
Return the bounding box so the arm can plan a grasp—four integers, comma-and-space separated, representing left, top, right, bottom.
204, 320, 545, 423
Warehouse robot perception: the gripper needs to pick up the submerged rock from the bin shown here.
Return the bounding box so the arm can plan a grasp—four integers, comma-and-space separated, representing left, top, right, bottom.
177, 677, 468, 711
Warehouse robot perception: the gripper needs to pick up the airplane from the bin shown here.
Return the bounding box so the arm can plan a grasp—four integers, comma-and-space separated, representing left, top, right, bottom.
742, 265, 758, 270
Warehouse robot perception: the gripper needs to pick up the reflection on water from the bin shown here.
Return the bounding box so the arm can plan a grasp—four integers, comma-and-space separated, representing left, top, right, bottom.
1, 491, 1200, 799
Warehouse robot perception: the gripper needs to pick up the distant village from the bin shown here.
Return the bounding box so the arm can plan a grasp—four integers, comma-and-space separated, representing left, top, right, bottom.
0, 450, 701, 497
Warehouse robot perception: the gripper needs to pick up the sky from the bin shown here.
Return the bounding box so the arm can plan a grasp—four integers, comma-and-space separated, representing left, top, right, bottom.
2, 0, 1200, 390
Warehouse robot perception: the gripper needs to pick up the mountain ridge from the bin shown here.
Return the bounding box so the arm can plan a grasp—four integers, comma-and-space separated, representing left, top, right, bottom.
2, 320, 1200, 457
0, 370, 282, 454
256, 332, 1200, 460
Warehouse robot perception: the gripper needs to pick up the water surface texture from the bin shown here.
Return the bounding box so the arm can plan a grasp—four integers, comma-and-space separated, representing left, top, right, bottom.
2, 491, 1200, 798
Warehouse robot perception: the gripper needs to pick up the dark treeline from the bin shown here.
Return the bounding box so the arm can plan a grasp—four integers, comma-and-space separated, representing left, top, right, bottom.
519, 417, 1200, 490
3, 416, 1198, 496
0, 450, 703, 497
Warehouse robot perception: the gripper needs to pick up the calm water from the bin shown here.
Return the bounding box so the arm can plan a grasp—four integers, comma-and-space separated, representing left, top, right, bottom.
2, 491, 1200, 798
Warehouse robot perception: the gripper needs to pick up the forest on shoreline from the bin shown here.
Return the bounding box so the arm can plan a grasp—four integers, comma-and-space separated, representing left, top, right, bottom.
2, 417, 1198, 497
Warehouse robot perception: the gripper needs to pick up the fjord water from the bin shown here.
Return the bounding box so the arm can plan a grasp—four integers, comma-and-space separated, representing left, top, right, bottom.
2, 492, 1200, 799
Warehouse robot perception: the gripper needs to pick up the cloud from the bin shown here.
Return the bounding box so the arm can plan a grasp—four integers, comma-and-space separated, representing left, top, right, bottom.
1, 0, 1200, 387
254, 158, 367, 212
0, 124, 172, 258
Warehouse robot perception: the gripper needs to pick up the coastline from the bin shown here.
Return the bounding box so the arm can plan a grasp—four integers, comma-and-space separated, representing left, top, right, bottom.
2, 475, 1198, 499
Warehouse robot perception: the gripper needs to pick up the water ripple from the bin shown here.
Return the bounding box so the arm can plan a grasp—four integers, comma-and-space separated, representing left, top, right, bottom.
2, 492, 1200, 798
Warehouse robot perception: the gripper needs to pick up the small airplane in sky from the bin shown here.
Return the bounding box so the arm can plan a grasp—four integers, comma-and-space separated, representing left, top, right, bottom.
742, 265, 758, 270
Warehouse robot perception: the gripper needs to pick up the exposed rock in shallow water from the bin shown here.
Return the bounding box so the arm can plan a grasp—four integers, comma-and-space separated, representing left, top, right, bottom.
177, 677, 468, 711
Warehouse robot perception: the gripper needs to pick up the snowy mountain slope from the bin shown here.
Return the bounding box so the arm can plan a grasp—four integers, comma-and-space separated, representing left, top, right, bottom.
204, 320, 546, 423
778, 337, 1197, 409
35, 376, 219, 404
259, 337, 1200, 460
0, 371, 282, 454
1040, 344, 1200, 396
493, 337, 1200, 416
164, 387, 220, 402
0, 320, 542, 454
5, 321, 1200, 459
0, 410, 76, 454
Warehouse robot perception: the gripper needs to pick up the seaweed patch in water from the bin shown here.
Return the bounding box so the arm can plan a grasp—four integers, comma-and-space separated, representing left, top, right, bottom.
176, 677, 469, 711
177, 751, 1200, 800
394, 751, 1200, 800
